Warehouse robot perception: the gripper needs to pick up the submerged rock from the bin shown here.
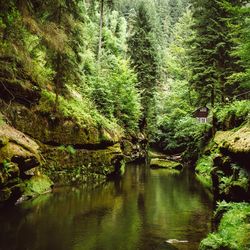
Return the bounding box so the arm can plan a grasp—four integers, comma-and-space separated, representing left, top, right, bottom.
150, 158, 182, 170
165, 239, 188, 244
15, 174, 53, 204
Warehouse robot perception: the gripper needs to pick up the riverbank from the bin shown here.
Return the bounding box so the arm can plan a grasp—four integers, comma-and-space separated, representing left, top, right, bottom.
0, 96, 146, 203
195, 111, 250, 249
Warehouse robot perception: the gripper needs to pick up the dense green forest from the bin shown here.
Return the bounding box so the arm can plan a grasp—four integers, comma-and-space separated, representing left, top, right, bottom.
0, 0, 249, 249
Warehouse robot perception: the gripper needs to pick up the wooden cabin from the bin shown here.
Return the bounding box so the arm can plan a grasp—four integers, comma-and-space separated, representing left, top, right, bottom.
194, 107, 209, 123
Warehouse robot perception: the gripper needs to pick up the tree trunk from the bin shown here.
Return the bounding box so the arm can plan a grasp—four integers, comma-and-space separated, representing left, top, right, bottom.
54, 53, 61, 112
54, 4, 62, 112
211, 86, 216, 136
97, 0, 104, 63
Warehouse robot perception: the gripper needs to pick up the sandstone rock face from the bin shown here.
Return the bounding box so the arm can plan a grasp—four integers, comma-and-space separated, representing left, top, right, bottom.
201, 123, 250, 202
0, 99, 146, 202
3, 103, 122, 146
0, 123, 53, 202
214, 123, 250, 155
42, 143, 124, 184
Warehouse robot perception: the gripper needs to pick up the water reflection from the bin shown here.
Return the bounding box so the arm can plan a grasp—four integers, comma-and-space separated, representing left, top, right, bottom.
0, 164, 213, 250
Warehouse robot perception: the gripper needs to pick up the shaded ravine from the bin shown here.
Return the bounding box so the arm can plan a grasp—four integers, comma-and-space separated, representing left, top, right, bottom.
0, 164, 213, 250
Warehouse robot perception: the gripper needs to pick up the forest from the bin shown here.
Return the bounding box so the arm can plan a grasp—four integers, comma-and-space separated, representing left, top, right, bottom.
0, 0, 249, 249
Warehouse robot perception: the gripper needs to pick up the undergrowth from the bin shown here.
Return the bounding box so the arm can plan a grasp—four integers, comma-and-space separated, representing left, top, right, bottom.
195, 155, 214, 188
39, 89, 122, 133
215, 100, 250, 129
200, 202, 250, 250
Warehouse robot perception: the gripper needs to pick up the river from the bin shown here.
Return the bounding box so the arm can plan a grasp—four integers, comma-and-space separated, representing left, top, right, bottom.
0, 164, 213, 250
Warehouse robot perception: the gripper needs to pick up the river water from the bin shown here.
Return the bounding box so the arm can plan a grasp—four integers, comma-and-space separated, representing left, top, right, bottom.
0, 164, 213, 250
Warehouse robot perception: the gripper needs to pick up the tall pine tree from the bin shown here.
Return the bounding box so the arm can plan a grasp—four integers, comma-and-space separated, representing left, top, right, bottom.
128, 2, 159, 131
189, 0, 244, 107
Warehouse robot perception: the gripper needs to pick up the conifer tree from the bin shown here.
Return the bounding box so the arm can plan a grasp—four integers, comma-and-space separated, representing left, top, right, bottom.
226, 1, 250, 97
189, 0, 244, 107
128, 2, 159, 130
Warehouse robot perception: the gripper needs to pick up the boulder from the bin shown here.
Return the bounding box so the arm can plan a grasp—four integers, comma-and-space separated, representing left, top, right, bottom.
0, 123, 53, 202
150, 158, 183, 170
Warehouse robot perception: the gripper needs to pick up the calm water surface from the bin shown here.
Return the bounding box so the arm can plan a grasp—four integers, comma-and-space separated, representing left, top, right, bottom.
0, 164, 213, 250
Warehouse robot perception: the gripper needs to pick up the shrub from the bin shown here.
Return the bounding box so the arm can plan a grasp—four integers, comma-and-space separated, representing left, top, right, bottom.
215, 100, 250, 130
195, 155, 214, 188
200, 202, 250, 250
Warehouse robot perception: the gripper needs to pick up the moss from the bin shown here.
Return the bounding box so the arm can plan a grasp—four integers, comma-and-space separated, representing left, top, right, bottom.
0, 113, 5, 126
5, 102, 122, 146
213, 123, 250, 154
21, 174, 53, 197
0, 136, 8, 148
150, 158, 182, 170
0, 124, 41, 160
39, 90, 123, 135
223, 123, 250, 154
148, 150, 167, 159
200, 202, 250, 250
43, 143, 123, 184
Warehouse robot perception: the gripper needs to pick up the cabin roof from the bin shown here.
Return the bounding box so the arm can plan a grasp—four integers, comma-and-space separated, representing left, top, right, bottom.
193, 107, 209, 118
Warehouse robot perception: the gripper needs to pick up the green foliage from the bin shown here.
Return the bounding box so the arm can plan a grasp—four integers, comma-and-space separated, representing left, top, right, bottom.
219, 164, 249, 195
225, 2, 250, 94
128, 2, 160, 126
149, 9, 210, 159
189, 0, 245, 106
90, 58, 142, 131
195, 155, 214, 188
0, 0, 142, 134
1, 160, 12, 177
58, 145, 76, 155
39, 90, 119, 131
155, 112, 210, 156
200, 202, 250, 250
215, 100, 250, 127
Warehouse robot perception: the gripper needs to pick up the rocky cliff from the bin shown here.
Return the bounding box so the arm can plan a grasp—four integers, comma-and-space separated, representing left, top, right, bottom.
0, 69, 146, 203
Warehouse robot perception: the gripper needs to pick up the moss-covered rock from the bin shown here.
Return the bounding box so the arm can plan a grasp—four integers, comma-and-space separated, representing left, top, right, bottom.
213, 124, 250, 155
0, 124, 42, 181
150, 158, 183, 170
42, 143, 123, 184
221, 124, 250, 154
121, 135, 147, 162
0, 123, 46, 202
195, 122, 250, 201
2, 102, 122, 146
148, 150, 167, 159
20, 174, 53, 197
